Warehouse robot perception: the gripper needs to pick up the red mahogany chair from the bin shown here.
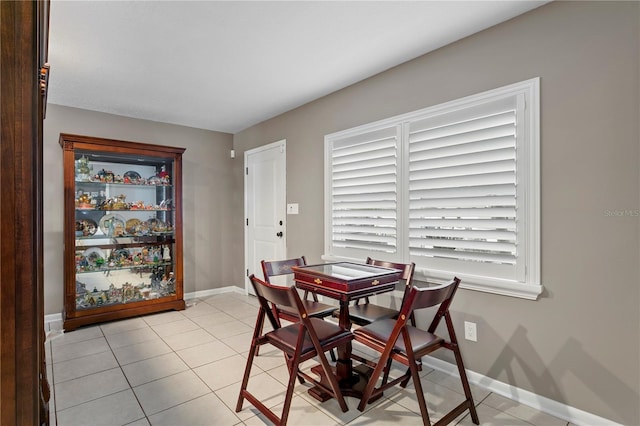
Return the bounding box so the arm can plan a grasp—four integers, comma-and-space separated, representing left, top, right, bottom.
236, 275, 353, 426
354, 277, 479, 426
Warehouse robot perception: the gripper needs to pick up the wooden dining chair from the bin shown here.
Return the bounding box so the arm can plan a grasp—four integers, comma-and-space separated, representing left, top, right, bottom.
347, 257, 416, 327
236, 275, 353, 426
353, 277, 479, 426
262, 256, 337, 360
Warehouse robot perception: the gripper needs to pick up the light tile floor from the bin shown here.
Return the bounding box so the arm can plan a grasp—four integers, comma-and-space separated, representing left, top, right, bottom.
46, 292, 571, 426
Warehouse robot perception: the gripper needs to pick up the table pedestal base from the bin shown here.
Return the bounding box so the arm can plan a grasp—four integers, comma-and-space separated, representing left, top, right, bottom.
307, 363, 383, 402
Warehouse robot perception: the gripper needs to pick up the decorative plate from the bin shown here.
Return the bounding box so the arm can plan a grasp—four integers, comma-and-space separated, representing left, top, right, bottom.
125, 218, 142, 234
123, 170, 142, 182
111, 248, 130, 261
75, 218, 98, 237
148, 175, 162, 185
99, 213, 126, 237
147, 217, 168, 233
83, 247, 106, 267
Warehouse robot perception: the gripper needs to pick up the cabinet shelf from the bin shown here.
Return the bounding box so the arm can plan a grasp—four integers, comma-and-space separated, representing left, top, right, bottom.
75, 235, 174, 243
76, 261, 173, 274
75, 208, 172, 212
61, 133, 186, 331
75, 181, 172, 188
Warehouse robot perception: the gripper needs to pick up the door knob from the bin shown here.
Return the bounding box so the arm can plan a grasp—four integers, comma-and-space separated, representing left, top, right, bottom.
276, 232, 283, 238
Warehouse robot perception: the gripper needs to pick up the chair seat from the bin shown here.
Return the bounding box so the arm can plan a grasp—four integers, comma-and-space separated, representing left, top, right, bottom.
348, 303, 399, 325
279, 299, 335, 319
267, 318, 352, 356
353, 318, 443, 355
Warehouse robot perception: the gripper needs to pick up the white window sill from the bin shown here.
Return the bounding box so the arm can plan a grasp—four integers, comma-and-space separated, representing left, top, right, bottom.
416, 267, 543, 300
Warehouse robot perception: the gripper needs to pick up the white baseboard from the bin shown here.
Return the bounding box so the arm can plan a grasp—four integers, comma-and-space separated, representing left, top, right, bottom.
44, 286, 617, 426
184, 285, 246, 301
45, 312, 63, 324
423, 355, 620, 426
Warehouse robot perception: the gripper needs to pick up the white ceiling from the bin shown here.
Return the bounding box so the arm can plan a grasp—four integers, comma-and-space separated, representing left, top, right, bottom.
48, 1, 547, 134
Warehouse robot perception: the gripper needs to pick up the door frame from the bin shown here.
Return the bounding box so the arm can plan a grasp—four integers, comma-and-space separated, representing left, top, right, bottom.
0, 1, 49, 423
243, 139, 287, 294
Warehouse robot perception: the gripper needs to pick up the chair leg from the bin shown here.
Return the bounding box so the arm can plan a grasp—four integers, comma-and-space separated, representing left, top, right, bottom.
452, 345, 479, 425
316, 347, 348, 413
280, 351, 304, 426
235, 339, 260, 412
400, 360, 422, 388
357, 350, 390, 412
329, 348, 336, 362
255, 321, 263, 357
406, 358, 431, 426
445, 311, 479, 425
381, 356, 393, 386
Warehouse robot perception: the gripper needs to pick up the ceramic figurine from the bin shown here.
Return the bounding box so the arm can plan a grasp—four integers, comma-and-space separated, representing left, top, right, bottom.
158, 165, 170, 183
75, 156, 92, 181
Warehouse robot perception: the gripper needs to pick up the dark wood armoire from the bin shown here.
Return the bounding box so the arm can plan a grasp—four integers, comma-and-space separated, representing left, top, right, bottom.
0, 1, 50, 424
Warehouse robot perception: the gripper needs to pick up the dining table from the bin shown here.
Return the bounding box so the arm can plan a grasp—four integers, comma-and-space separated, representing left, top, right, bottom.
292, 261, 402, 401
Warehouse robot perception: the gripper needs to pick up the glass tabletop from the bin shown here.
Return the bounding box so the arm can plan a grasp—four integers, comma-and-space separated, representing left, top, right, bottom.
294, 262, 399, 281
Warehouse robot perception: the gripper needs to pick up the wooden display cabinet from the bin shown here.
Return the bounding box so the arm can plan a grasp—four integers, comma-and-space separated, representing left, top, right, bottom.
60, 133, 186, 331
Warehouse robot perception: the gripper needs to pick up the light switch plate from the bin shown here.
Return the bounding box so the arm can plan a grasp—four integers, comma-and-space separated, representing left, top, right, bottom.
287, 203, 299, 214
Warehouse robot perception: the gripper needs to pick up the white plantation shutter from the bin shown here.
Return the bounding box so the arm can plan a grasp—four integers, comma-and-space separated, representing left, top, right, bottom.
328, 126, 399, 258
407, 95, 524, 280
324, 79, 540, 298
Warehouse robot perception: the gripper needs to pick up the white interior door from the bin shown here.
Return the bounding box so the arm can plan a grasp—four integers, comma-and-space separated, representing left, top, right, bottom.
245, 140, 286, 295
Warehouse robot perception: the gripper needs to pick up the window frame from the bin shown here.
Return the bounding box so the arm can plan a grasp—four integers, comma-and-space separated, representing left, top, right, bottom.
324, 78, 541, 300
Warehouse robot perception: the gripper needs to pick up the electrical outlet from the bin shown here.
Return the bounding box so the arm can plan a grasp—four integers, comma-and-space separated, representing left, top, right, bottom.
464, 321, 477, 342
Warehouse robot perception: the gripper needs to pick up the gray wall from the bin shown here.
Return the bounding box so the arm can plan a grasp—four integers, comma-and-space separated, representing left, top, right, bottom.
43, 105, 235, 317
232, 2, 639, 424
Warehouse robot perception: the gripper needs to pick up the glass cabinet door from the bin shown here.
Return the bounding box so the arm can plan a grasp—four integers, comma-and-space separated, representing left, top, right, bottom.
74, 152, 176, 309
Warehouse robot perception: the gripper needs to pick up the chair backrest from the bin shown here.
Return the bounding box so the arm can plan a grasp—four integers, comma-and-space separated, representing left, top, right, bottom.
365, 257, 416, 305
399, 277, 461, 333
365, 257, 415, 285
261, 256, 307, 284
249, 274, 306, 329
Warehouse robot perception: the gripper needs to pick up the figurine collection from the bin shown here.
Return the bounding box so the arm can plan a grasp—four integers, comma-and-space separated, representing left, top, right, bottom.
76, 268, 177, 309
75, 191, 172, 211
